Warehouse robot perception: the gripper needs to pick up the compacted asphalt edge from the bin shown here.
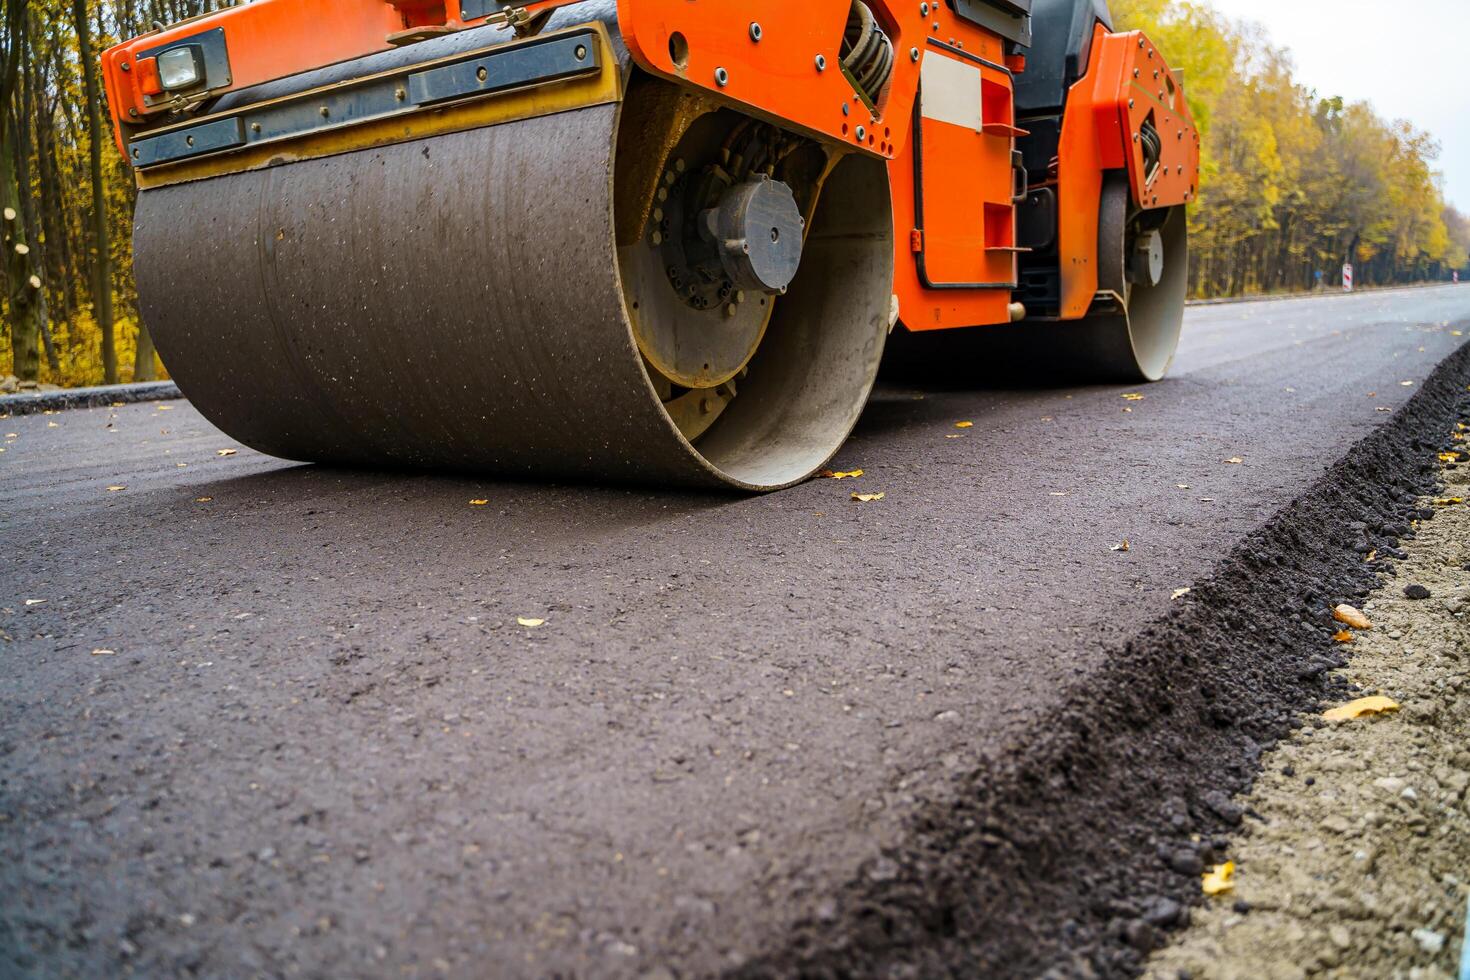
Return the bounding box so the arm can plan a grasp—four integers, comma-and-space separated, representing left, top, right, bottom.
740, 340, 1470, 978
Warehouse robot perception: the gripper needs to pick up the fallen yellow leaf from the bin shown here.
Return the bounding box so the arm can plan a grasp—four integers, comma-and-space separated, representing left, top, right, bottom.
954, 421, 974, 429
1332, 604, 1373, 630
217, 448, 237, 457
195, 496, 213, 503
1400, 381, 1414, 387
469, 499, 489, 506
157, 404, 174, 411
945, 434, 966, 439
851, 492, 885, 502
1323, 695, 1400, 722
516, 617, 545, 628
1111, 540, 1130, 552
1430, 497, 1462, 506
1438, 453, 1460, 464
1122, 393, 1145, 401
1202, 862, 1236, 896
819, 469, 864, 479
1332, 629, 1354, 643
106, 485, 126, 492
1171, 588, 1191, 600
91, 649, 115, 657
1224, 457, 1244, 465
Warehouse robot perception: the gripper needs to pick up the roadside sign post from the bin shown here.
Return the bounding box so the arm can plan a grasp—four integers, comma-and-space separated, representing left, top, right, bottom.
1343, 263, 1354, 292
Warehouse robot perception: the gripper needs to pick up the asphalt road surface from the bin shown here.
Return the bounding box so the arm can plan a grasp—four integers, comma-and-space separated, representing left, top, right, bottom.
3, 286, 1469, 978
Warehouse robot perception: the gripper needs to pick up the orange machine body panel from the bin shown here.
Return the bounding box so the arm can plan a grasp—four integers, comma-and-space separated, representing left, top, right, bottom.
1055, 26, 1200, 318
887, 12, 1021, 333
614, 0, 924, 160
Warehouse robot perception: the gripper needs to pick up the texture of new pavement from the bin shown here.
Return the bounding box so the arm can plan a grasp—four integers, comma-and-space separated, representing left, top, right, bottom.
3, 286, 1468, 977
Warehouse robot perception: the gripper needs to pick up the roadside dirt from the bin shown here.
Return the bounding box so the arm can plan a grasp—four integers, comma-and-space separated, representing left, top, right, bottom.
1147, 434, 1470, 978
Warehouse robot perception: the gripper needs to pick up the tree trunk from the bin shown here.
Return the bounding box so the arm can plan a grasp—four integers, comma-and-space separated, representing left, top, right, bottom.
2, 146, 42, 381
133, 322, 158, 380
12, 66, 59, 374
74, 0, 116, 384
1, 3, 42, 381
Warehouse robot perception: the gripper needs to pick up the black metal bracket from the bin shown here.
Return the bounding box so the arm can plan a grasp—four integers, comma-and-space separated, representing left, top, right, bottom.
129, 30, 600, 169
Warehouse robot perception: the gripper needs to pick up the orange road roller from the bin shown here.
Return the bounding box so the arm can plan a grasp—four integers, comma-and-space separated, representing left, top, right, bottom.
103, 0, 1199, 490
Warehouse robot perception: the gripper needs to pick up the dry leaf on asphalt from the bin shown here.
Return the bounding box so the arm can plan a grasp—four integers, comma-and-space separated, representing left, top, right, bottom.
516, 617, 545, 628
945, 434, 966, 439
1332, 629, 1355, 643
851, 492, 885, 502
1431, 497, 1463, 506
819, 469, 864, 479
1224, 457, 1244, 465
91, 649, 115, 656
469, 499, 489, 506
1202, 862, 1236, 896
1122, 393, 1145, 401
954, 421, 974, 429
217, 448, 237, 457
195, 496, 213, 503
106, 485, 126, 492
1332, 604, 1373, 630
1438, 453, 1460, 464
1171, 588, 1191, 600
157, 404, 174, 410
1400, 380, 1414, 386
1323, 695, 1400, 722
1111, 540, 1130, 552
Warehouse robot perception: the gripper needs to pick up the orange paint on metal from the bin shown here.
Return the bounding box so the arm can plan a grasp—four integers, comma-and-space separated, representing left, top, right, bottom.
1055, 26, 1199, 319
133, 57, 162, 96
887, 15, 1017, 332
615, 0, 925, 159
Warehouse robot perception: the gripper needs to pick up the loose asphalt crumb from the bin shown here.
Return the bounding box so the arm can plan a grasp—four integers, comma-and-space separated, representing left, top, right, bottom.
1147, 439, 1470, 978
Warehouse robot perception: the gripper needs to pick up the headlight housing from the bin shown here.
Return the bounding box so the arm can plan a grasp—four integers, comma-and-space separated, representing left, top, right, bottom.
157, 45, 203, 91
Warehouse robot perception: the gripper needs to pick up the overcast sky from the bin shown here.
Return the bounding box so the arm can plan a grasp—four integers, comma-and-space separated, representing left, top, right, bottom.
1204, 0, 1468, 210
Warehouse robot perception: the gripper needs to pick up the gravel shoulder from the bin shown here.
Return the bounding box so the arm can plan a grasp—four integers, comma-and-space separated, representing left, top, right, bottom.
1147, 411, 1470, 979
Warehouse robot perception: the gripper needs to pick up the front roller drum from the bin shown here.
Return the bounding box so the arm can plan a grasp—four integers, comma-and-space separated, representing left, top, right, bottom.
133, 84, 894, 491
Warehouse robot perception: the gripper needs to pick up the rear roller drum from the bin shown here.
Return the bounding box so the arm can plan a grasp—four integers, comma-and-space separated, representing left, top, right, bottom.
882, 172, 1187, 386
134, 76, 893, 490
1061, 171, 1188, 382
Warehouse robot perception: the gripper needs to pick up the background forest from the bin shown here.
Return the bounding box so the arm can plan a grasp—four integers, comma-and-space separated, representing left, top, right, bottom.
2, 0, 1469, 387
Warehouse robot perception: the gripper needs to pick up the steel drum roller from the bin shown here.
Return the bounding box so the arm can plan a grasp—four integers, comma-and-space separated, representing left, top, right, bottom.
134, 26, 893, 490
